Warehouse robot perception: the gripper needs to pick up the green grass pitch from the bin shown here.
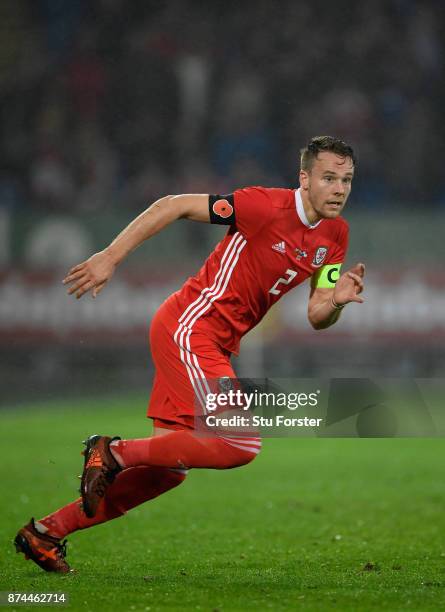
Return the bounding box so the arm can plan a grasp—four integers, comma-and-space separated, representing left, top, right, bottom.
1, 395, 445, 611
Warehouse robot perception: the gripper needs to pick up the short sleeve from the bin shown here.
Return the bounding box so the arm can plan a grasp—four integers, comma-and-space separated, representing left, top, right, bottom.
328, 220, 349, 264
232, 187, 274, 238
209, 187, 273, 238
311, 221, 349, 289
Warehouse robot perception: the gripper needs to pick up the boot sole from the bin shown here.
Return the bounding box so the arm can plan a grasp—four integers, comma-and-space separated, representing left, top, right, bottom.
80, 434, 103, 518
14, 532, 70, 573
14, 532, 32, 557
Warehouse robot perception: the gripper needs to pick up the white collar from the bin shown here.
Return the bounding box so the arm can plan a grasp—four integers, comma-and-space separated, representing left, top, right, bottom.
295, 188, 323, 229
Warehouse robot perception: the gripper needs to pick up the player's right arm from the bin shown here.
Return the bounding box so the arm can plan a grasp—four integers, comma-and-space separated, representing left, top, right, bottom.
63, 194, 210, 299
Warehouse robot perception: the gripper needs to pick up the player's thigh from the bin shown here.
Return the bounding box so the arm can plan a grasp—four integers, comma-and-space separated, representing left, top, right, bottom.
149, 307, 235, 419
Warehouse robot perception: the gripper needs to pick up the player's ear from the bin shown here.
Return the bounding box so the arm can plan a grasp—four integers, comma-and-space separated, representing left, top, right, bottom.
299, 169, 309, 190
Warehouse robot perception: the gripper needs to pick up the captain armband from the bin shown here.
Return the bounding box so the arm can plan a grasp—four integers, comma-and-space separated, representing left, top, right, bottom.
311, 264, 342, 289
209, 194, 236, 225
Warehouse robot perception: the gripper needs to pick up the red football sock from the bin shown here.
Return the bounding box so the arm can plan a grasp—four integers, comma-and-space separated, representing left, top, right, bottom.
36, 466, 186, 539
110, 431, 261, 470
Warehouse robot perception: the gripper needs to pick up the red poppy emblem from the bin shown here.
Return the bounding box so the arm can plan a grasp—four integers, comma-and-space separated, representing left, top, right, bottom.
213, 199, 233, 218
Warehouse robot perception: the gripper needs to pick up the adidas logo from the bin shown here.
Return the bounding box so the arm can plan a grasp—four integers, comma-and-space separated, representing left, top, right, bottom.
272, 241, 286, 254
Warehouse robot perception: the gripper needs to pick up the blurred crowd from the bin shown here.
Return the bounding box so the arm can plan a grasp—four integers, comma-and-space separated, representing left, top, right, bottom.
0, 0, 444, 213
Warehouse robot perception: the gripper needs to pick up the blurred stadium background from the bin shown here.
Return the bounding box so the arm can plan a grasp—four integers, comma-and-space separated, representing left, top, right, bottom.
1, 0, 444, 406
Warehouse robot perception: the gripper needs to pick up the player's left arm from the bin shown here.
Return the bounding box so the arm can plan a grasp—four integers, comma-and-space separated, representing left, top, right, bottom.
308, 263, 365, 330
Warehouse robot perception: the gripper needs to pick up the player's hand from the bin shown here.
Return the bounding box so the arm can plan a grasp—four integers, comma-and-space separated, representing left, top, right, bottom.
333, 262, 365, 306
62, 250, 116, 299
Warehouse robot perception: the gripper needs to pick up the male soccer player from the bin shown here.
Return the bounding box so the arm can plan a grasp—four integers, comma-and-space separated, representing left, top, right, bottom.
15, 136, 365, 572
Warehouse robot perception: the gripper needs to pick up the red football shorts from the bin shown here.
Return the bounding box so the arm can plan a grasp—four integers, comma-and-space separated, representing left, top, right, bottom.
147, 296, 236, 428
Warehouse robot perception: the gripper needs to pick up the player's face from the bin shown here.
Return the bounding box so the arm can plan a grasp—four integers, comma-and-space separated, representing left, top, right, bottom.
300, 152, 354, 220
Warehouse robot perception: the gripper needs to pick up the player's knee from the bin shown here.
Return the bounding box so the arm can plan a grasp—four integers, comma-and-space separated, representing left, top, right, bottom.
239, 448, 261, 466
222, 443, 261, 468
167, 467, 189, 484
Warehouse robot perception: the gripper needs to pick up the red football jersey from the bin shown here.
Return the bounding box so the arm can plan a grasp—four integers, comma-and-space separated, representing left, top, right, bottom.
167, 187, 349, 354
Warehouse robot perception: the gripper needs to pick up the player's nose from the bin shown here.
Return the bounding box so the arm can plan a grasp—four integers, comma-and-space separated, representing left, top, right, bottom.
334, 180, 346, 195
